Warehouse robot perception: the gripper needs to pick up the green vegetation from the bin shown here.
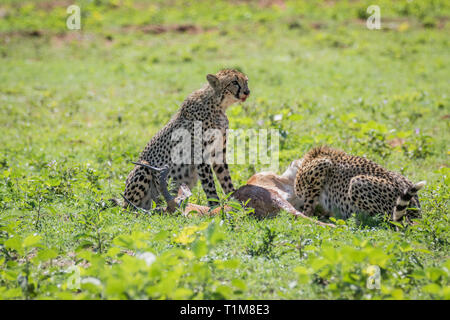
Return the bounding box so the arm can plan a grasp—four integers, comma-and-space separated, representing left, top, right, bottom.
0, 0, 449, 299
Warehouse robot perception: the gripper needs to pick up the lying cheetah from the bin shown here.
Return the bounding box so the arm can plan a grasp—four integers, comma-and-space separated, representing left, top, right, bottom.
294, 146, 426, 223
120, 69, 250, 209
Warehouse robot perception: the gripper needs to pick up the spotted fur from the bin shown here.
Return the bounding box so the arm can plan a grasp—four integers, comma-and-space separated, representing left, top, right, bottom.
121, 69, 250, 209
294, 146, 425, 222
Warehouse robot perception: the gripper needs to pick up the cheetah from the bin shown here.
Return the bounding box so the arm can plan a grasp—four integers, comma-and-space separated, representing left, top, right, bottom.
294, 146, 426, 223
120, 69, 250, 210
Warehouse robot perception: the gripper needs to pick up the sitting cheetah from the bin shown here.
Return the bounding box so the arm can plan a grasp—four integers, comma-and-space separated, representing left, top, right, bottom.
294, 146, 426, 223
121, 69, 250, 210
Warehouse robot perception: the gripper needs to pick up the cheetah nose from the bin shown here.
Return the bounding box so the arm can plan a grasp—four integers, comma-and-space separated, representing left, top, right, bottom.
243, 89, 250, 96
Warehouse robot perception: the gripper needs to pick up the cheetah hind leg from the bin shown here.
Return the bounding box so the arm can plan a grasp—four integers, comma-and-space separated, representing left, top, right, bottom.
120, 161, 162, 211
131, 162, 179, 212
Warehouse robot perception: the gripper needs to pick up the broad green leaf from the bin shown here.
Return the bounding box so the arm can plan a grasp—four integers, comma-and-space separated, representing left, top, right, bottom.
35, 248, 58, 262
206, 221, 225, 245
294, 266, 311, 284
153, 230, 169, 241
390, 288, 404, 300
422, 283, 441, 295
106, 247, 121, 258
23, 234, 42, 248
214, 259, 239, 270
172, 288, 193, 299
4, 237, 23, 254
215, 285, 233, 299
231, 279, 246, 290
192, 239, 208, 258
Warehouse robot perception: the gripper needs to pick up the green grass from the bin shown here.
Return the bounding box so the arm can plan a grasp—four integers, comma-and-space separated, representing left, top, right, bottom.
0, 0, 449, 299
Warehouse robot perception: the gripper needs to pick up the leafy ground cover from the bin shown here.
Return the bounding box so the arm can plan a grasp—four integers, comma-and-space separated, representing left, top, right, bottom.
0, 0, 449, 299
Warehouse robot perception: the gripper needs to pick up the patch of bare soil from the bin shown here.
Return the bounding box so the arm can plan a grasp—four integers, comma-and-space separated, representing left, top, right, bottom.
230, 0, 285, 9
50, 32, 93, 47
35, 0, 73, 11
387, 138, 406, 148
0, 29, 97, 45
257, 0, 286, 9
0, 30, 44, 38
0, 30, 45, 44
310, 21, 327, 30
127, 23, 209, 35
352, 16, 448, 30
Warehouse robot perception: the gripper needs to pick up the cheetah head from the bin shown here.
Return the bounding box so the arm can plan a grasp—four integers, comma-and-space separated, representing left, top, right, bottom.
206, 69, 250, 108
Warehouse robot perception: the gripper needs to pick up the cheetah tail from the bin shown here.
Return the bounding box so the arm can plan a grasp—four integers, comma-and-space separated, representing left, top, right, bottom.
392, 181, 426, 221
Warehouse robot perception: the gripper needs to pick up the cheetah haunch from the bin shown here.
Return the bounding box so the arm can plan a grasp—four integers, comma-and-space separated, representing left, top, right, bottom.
294, 146, 426, 223
120, 69, 250, 210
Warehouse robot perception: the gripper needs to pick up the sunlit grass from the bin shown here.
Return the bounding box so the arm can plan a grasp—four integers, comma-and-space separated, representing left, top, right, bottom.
0, 0, 448, 299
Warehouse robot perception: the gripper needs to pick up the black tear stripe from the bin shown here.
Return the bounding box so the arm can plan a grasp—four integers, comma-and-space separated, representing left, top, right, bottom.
235, 83, 241, 99
396, 204, 407, 211
226, 79, 241, 99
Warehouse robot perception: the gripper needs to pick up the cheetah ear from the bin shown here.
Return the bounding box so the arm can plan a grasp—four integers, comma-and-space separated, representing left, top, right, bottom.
206, 74, 221, 92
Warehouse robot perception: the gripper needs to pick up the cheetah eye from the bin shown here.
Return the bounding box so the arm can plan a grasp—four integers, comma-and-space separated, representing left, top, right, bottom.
232, 80, 239, 86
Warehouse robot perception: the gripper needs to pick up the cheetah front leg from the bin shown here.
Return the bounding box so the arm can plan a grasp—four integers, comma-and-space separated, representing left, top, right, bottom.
196, 163, 219, 207
212, 135, 234, 195
213, 163, 234, 194
294, 158, 332, 216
